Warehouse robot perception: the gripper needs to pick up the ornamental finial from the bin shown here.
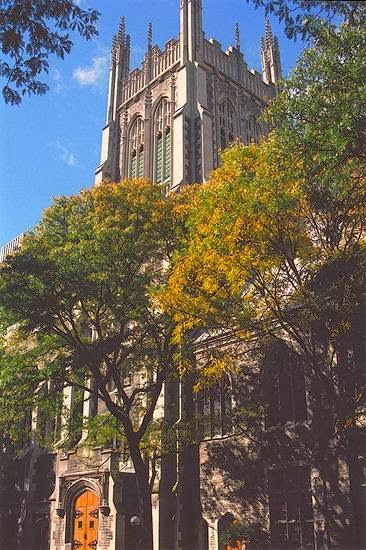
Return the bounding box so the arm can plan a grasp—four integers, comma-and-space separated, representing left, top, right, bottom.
235, 22, 240, 50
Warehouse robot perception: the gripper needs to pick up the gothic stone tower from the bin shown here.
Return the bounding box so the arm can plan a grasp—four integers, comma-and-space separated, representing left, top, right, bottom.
95, 0, 281, 190
47, 4, 282, 550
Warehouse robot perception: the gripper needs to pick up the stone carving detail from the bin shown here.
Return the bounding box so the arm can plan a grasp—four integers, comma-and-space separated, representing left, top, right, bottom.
184, 117, 192, 182
170, 71, 176, 89
88, 540, 98, 549
119, 109, 128, 132
206, 73, 213, 110
57, 471, 110, 518
145, 88, 152, 110
218, 79, 236, 99
194, 116, 202, 182
59, 477, 74, 505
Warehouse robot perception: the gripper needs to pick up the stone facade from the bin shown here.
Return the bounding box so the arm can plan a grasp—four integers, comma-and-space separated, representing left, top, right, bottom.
45, 3, 283, 548
95, 0, 279, 190
5, 2, 365, 550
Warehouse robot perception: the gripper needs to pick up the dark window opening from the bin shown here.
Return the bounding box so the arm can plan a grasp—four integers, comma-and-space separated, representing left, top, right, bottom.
196, 376, 232, 439
264, 344, 307, 428
269, 467, 314, 549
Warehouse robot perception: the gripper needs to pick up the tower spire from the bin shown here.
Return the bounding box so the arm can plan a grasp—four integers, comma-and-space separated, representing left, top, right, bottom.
147, 21, 153, 49
235, 22, 240, 50
180, 0, 203, 63
118, 16, 126, 46
146, 22, 153, 83
107, 16, 130, 124
261, 16, 282, 85
265, 16, 273, 42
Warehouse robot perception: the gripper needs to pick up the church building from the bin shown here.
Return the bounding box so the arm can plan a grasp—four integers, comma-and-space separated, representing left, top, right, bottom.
7, 2, 358, 550
94, 0, 281, 190
1, 2, 365, 550
47, 3, 285, 550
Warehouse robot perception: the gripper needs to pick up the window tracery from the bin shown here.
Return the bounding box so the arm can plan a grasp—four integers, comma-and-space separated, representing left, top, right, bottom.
219, 99, 236, 150
154, 98, 171, 184
196, 375, 233, 439
128, 116, 144, 178
264, 344, 307, 428
247, 116, 262, 144
269, 467, 315, 548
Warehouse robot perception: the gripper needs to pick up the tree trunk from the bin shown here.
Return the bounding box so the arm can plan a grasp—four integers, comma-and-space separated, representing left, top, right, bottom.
129, 439, 154, 550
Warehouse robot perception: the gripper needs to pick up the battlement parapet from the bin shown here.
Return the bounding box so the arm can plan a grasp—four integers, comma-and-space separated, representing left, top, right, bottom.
121, 38, 180, 104
0, 233, 24, 263
203, 38, 270, 100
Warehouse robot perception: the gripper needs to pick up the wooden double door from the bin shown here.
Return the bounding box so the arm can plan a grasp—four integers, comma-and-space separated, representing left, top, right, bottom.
73, 490, 99, 550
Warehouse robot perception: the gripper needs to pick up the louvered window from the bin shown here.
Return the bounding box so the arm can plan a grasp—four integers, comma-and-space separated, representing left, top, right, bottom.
137, 149, 144, 178
164, 129, 171, 181
154, 99, 171, 185
130, 153, 137, 178
128, 117, 144, 178
156, 134, 163, 183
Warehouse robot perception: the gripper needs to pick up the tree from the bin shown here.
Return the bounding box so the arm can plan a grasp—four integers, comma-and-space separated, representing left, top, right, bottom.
246, 0, 366, 41
0, 179, 185, 549
0, 0, 99, 105
161, 19, 366, 545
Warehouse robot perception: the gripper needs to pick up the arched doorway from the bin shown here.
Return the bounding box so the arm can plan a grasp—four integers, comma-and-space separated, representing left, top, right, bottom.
72, 490, 99, 549
218, 513, 244, 550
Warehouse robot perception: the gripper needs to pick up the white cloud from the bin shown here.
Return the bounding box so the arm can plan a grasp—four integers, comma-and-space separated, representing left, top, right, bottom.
72, 56, 108, 87
50, 68, 66, 94
51, 68, 61, 81
54, 142, 77, 167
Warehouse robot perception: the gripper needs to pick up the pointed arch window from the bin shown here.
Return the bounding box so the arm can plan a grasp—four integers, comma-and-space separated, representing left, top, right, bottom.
219, 99, 236, 150
247, 116, 261, 144
128, 117, 144, 178
154, 99, 171, 185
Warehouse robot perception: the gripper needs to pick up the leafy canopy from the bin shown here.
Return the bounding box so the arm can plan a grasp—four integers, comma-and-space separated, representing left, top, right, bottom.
0, 179, 184, 447
161, 19, 366, 383
0, 0, 99, 104
246, 0, 366, 41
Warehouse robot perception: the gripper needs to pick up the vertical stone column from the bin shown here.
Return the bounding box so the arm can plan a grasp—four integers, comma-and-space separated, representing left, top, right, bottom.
144, 90, 153, 180
119, 109, 128, 180
207, 522, 219, 550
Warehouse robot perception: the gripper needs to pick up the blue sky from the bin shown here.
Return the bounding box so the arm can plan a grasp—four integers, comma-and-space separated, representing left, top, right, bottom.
0, 0, 305, 248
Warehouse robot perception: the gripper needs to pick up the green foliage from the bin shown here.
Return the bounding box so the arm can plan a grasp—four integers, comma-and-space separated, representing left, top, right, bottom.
164, 14, 366, 338
0, 0, 99, 104
267, 22, 366, 170
84, 413, 122, 449
162, 12, 366, 452
0, 181, 181, 439
220, 520, 269, 548
0, 179, 185, 546
247, 0, 366, 41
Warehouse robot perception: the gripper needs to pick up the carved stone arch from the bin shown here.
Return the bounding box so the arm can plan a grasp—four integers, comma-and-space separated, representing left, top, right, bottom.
64, 478, 103, 544
217, 512, 239, 550
217, 96, 237, 121
246, 114, 262, 144
127, 114, 145, 178
151, 94, 171, 122
218, 98, 238, 150
152, 96, 172, 184
127, 112, 144, 133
